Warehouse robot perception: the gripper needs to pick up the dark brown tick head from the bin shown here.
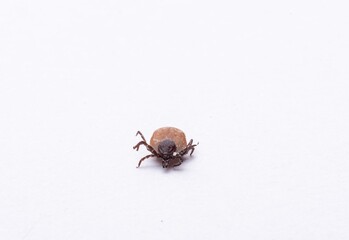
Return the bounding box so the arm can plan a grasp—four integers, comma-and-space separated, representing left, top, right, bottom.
158, 139, 177, 167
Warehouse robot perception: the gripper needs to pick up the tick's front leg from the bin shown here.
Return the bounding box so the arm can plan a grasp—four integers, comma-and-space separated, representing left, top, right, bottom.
173, 157, 183, 167
136, 131, 147, 142
133, 141, 159, 156
137, 154, 156, 168
133, 141, 147, 151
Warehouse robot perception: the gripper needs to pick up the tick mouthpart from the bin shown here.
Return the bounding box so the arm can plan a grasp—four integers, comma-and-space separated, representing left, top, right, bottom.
162, 161, 169, 168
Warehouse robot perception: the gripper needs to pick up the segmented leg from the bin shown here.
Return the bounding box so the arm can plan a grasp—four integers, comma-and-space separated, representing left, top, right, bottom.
133, 141, 147, 151
136, 131, 146, 142
179, 140, 198, 157
133, 131, 159, 156
137, 154, 156, 168
173, 157, 183, 167
189, 147, 196, 156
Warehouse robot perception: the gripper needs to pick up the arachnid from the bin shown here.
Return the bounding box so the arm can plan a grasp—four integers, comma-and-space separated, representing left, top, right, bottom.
133, 127, 198, 168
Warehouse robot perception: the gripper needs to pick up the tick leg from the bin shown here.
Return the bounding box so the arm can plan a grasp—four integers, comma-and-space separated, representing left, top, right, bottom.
135, 131, 147, 142
190, 147, 195, 156
173, 157, 183, 167
134, 130, 158, 152
189, 142, 199, 155
137, 154, 156, 168
180, 146, 195, 156
179, 140, 198, 157
133, 140, 159, 156
133, 141, 147, 151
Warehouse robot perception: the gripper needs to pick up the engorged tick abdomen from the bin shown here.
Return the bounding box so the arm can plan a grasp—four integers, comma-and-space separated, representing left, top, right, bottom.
150, 127, 187, 152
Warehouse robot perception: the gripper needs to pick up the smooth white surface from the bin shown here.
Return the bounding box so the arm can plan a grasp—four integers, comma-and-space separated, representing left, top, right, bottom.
1, 0, 349, 239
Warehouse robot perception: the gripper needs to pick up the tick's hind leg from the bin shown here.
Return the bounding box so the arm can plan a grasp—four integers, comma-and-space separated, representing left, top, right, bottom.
179, 140, 198, 157
137, 154, 156, 168
185, 145, 197, 156
189, 142, 199, 155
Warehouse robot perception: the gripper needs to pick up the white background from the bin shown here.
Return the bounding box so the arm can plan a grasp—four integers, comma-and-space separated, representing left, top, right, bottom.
1, 0, 348, 239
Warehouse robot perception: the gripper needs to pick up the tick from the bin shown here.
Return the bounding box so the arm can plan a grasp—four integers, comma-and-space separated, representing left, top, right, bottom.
133, 127, 198, 168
